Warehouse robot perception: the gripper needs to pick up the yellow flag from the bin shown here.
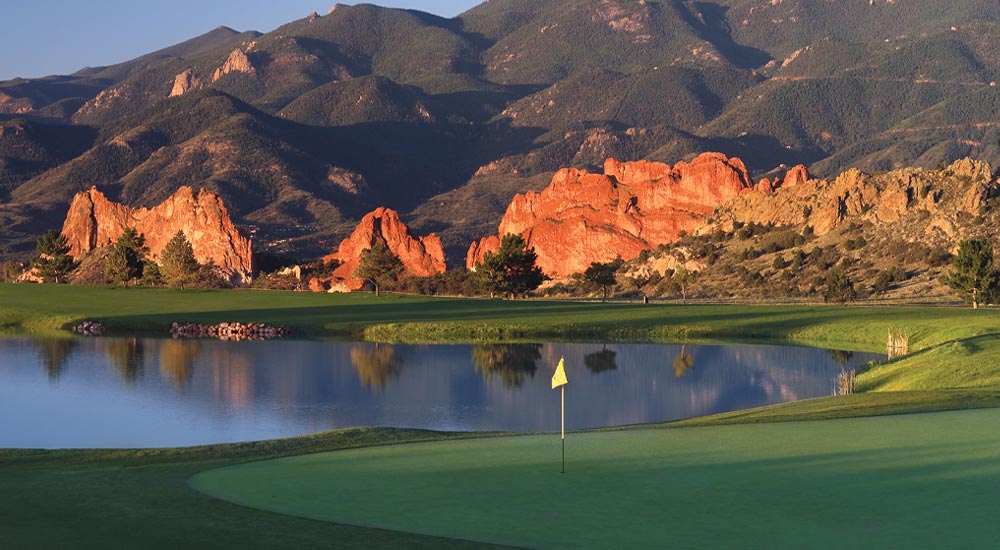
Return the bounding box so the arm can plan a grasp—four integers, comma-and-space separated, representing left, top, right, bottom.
551, 357, 568, 389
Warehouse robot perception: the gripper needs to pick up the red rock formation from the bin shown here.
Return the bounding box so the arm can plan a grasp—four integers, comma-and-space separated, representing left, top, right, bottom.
212, 49, 256, 82
781, 165, 810, 188
61, 186, 253, 284
710, 158, 995, 237
312, 207, 446, 291
468, 152, 755, 278
170, 69, 201, 97
466, 236, 500, 272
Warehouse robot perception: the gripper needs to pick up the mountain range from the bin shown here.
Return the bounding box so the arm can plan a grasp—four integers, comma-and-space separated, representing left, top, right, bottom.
3, 0, 1000, 264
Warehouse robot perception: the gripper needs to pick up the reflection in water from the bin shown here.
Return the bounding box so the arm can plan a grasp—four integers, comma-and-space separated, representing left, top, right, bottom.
828, 349, 854, 366
103, 338, 145, 382
205, 346, 255, 408
472, 344, 541, 388
33, 338, 78, 381
0, 337, 888, 449
673, 346, 695, 378
351, 343, 402, 389
159, 339, 200, 387
584, 346, 618, 374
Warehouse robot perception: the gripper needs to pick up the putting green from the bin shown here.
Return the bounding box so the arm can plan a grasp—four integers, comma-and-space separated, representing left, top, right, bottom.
192, 410, 1000, 549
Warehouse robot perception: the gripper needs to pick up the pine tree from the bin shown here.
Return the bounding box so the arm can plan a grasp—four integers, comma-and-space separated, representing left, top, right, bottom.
31, 230, 78, 284
947, 237, 999, 309
159, 231, 200, 288
473, 234, 545, 299
104, 228, 148, 286
354, 241, 405, 297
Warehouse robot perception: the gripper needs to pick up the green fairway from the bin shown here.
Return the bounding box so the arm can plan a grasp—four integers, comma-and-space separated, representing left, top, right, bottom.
192, 409, 1000, 550
0, 429, 506, 550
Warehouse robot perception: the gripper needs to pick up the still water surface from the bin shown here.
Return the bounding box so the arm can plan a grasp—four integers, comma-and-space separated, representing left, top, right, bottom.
0, 337, 883, 449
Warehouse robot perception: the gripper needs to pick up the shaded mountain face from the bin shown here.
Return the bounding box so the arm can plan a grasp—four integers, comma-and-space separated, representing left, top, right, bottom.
3, 0, 1000, 263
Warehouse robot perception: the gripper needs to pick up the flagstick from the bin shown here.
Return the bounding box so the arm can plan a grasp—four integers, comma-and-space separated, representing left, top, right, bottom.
561, 384, 565, 474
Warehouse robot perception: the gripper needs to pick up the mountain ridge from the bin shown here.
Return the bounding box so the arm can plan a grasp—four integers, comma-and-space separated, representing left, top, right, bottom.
3, 0, 1000, 264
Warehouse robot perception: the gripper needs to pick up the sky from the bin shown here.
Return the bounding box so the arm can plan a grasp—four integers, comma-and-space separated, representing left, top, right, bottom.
0, 1, 482, 81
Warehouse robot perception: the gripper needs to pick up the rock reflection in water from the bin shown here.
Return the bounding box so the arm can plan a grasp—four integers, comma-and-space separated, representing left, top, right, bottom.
472, 344, 541, 388
350, 343, 402, 389
159, 339, 201, 387
102, 338, 145, 382
33, 338, 78, 381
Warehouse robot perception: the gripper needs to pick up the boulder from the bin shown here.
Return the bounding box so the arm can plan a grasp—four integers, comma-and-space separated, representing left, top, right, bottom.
61, 186, 254, 284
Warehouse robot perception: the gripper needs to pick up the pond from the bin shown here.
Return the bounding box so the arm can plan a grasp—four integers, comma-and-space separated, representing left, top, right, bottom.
0, 337, 883, 449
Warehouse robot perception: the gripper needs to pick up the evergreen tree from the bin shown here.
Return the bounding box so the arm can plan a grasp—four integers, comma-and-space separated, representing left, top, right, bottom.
584, 259, 622, 302
824, 270, 856, 303
947, 237, 999, 309
354, 241, 405, 297
104, 228, 148, 286
474, 234, 545, 299
31, 230, 78, 284
159, 231, 200, 288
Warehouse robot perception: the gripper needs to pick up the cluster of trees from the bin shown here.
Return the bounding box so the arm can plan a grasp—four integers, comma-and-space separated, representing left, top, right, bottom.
27, 228, 222, 288
103, 229, 218, 288
353, 234, 547, 299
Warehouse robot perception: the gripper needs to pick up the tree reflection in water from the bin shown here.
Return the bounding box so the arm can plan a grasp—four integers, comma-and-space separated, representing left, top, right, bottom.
673, 345, 695, 378
159, 339, 200, 387
350, 343, 402, 389
472, 344, 541, 389
34, 338, 78, 381
828, 349, 854, 366
584, 346, 618, 374
103, 338, 145, 382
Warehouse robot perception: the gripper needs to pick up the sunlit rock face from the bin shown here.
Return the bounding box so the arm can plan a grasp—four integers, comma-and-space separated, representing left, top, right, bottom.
61, 186, 253, 285
711, 158, 995, 237
212, 48, 256, 82
310, 207, 446, 291
169, 69, 201, 97
467, 153, 766, 278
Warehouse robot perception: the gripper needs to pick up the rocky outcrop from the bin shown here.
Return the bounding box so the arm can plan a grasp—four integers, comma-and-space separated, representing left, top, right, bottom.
468, 152, 757, 278
170, 69, 201, 97
310, 207, 446, 291
0, 91, 34, 114
212, 49, 256, 82
61, 186, 253, 284
710, 158, 997, 237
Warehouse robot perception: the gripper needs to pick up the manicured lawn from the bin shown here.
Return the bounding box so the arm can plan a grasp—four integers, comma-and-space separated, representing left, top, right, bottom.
0, 429, 507, 550
0, 283, 996, 350
192, 409, 1000, 550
